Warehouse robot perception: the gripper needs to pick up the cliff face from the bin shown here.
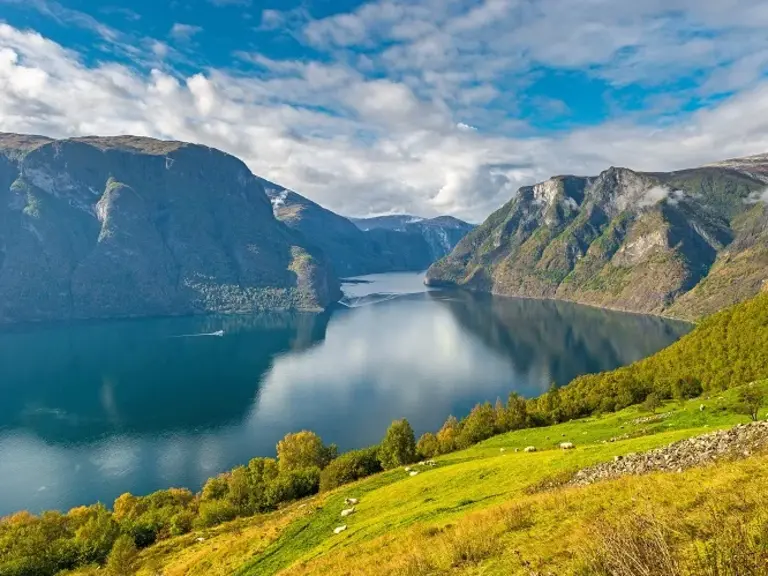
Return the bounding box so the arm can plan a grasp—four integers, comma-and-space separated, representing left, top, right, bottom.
262, 181, 474, 276
427, 158, 768, 320
0, 134, 341, 324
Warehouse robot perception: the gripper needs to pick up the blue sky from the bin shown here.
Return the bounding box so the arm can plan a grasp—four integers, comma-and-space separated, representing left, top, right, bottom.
1, 0, 768, 221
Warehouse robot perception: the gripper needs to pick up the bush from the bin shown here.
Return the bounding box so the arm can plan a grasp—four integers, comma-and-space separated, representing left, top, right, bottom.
378, 419, 417, 469
195, 500, 239, 528
319, 447, 382, 492
264, 468, 321, 508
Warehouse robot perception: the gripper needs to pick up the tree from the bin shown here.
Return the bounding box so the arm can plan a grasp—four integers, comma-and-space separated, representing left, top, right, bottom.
642, 393, 662, 413
106, 535, 138, 576
506, 392, 528, 430
276, 431, 336, 472
416, 432, 439, 459
738, 386, 765, 421
456, 403, 496, 449
494, 398, 508, 433
436, 415, 461, 454
378, 419, 417, 469
672, 377, 703, 404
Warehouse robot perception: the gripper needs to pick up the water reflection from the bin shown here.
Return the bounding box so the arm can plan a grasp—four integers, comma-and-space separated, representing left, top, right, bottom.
0, 280, 689, 514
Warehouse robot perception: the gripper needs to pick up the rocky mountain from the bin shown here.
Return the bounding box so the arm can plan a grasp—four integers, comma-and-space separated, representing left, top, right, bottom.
426, 156, 768, 320
0, 133, 341, 324
350, 214, 475, 262
262, 180, 474, 276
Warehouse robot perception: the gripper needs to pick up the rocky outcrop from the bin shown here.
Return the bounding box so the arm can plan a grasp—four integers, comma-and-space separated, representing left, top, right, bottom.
0, 133, 341, 324
570, 422, 768, 486
427, 159, 768, 319
262, 181, 473, 276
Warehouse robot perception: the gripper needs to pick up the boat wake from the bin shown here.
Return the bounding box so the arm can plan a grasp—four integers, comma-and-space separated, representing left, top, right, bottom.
338, 293, 404, 308
171, 330, 225, 338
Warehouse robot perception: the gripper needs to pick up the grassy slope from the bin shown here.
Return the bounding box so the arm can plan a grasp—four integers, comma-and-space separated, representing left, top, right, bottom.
124, 382, 768, 576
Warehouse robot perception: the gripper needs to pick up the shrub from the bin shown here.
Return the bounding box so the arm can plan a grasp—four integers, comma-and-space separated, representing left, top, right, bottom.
582, 513, 681, 576
264, 468, 321, 508
378, 419, 417, 469
195, 500, 239, 528
319, 447, 382, 492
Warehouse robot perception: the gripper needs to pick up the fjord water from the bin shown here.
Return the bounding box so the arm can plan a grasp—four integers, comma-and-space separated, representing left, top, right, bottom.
0, 272, 690, 515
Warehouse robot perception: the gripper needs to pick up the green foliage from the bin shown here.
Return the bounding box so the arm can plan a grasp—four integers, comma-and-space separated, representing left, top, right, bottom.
672, 377, 703, 403
456, 403, 497, 449
319, 447, 382, 492
105, 535, 138, 576
276, 431, 337, 473
195, 500, 240, 529
642, 393, 662, 413
436, 416, 461, 454
264, 468, 321, 508
737, 386, 766, 421
378, 419, 417, 469
416, 433, 440, 460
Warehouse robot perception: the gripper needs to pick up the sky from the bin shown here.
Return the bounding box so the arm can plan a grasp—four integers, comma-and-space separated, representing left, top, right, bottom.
1, 0, 768, 222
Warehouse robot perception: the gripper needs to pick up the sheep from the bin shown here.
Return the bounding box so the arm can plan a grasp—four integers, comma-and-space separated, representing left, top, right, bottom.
500, 447, 506, 452
404, 466, 412, 472
560, 442, 575, 450
409, 470, 419, 477
333, 525, 347, 534
524, 446, 537, 453
341, 507, 355, 517
344, 498, 359, 506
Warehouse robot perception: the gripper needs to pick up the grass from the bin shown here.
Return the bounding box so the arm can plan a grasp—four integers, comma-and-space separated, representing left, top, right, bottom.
115, 382, 767, 576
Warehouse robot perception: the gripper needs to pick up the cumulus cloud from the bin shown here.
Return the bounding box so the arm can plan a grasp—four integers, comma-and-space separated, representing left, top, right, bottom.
3, 0, 768, 223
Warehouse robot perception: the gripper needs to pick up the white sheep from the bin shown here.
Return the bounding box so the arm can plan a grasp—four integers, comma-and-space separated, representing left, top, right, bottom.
341, 507, 355, 517
333, 525, 347, 534
524, 446, 537, 453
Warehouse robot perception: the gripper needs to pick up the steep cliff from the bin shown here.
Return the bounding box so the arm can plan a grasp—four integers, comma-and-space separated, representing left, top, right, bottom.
0, 134, 341, 324
427, 157, 768, 319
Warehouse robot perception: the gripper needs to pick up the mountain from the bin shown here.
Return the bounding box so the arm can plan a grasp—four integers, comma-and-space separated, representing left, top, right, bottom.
351, 214, 475, 262
261, 180, 474, 276
426, 156, 768, 320
0, 133, 341, 324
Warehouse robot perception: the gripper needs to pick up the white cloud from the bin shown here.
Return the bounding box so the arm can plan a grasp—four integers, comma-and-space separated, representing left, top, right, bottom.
170, 23, 203, 41
3, 0, 768, 223
745, 188, 768, 204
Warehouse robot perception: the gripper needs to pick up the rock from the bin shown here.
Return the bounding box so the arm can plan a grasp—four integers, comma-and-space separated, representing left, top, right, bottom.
333, 525, 347, 534
569, 422, 768, 487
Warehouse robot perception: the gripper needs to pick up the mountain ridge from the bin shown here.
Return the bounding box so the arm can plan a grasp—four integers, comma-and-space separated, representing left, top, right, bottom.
426, 156, 768, 320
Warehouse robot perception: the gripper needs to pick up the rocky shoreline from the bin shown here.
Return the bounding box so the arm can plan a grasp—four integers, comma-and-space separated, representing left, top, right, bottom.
570, 422, 768, 487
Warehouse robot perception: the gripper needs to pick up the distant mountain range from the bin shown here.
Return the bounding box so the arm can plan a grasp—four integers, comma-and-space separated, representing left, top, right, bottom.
0, 133, 473, 324
427, 155, 768, 320
260, 178, 474, 277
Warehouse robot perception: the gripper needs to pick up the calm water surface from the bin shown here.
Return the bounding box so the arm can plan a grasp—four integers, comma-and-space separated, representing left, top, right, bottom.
0, 272, 690, 515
